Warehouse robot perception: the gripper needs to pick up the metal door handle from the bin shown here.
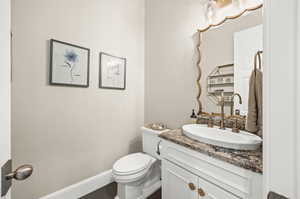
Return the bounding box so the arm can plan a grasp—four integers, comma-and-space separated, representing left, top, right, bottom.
6, 165, 33, 181
2, 160, 34, 197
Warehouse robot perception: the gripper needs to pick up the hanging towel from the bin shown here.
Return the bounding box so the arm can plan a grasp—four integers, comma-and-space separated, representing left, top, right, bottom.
246, 69, 263, 137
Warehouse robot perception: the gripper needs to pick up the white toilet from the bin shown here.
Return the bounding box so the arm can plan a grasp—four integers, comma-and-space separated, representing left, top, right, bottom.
112, 127, 168, 199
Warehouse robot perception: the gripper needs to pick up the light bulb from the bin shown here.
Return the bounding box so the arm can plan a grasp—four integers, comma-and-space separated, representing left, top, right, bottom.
205, 0, 216, 22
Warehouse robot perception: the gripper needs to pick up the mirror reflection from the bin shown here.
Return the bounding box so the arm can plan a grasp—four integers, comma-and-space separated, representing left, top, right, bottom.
198, 9, 263, 135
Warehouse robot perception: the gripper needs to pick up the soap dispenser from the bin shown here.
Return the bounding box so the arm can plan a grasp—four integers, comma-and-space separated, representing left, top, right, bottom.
190, 109, 197, 124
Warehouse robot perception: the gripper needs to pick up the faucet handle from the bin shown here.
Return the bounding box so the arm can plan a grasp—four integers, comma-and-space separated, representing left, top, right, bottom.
211, 112, 222, 117
207, 114, 214, 128
226, 115, 246, 132
232, 118, 240, 133
196, 112, 210, 124
227, 114, 245, 120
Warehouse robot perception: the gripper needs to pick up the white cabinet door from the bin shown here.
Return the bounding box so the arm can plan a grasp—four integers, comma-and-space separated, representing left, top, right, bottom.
162, 160, 198, 199
198, 176, 240, 199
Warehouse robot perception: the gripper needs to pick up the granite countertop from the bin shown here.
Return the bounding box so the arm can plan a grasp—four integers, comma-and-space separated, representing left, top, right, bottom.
159, 129, 262, 174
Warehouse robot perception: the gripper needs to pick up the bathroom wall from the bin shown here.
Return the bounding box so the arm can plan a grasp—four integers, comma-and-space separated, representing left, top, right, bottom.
145, 0, 205, 129
145, 0, 262, 129
11, 0, 145, 198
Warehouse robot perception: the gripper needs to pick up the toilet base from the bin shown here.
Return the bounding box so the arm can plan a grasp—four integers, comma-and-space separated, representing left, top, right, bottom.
115, 180, 161, 199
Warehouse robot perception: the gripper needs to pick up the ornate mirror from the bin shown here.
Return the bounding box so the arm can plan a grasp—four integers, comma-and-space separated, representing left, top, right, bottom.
195, 0, 263, 128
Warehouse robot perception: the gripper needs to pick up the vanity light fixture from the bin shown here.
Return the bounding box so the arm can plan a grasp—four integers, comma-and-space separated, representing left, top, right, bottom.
204, 0, 242, 23
204, 0, 217, 22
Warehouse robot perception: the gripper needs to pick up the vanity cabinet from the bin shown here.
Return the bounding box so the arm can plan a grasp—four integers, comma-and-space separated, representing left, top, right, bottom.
162, 160, 240, 199
160, 140, 263, 199
162, 160, 198, 199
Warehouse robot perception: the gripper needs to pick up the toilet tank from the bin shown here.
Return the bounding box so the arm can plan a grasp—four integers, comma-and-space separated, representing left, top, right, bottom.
142, 126, 169, 160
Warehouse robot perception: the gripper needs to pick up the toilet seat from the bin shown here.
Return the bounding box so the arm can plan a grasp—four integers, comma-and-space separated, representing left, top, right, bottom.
113, 153, 154, 175
113, 153, 156, 183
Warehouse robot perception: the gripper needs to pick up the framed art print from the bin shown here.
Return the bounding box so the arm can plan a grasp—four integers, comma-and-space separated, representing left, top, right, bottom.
50, 39, 90, 87
99, 52, 126, 90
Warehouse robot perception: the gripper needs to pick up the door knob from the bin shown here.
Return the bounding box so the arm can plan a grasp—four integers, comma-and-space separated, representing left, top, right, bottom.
6, 164, 33, 181
1, 160, 34, 197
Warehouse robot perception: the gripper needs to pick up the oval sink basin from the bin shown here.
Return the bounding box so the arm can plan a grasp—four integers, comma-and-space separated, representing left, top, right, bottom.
182, 124, 262, 151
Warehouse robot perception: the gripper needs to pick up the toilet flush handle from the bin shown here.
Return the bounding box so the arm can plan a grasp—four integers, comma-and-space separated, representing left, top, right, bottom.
156, 140, 162, 155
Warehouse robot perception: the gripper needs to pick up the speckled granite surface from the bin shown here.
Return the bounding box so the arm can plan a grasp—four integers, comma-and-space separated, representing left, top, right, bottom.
159, 129, 262, 174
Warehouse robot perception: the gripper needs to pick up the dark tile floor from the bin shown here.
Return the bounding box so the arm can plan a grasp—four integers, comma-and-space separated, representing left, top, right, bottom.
80, 183, 117, 199
81, 183, 161, 199
148, 189, 161, 199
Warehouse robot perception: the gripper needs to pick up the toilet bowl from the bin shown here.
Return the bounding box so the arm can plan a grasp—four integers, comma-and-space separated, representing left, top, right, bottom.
112, 127, 168, 199
113, 153, 160, 199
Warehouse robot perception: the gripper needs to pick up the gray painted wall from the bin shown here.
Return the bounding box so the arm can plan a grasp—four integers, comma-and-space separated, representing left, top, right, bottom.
11, 0, 145, 198
145, 0, 205, 129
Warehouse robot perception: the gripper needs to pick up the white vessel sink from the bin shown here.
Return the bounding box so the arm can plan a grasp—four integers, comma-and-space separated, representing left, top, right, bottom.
182, 124, 262, 151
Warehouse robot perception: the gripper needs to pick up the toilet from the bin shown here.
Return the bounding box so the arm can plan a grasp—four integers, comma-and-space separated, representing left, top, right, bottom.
112, 126, 168, 199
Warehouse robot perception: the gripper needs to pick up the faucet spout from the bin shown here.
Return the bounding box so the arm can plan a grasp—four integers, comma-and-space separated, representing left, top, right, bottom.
230, 93, 242, 116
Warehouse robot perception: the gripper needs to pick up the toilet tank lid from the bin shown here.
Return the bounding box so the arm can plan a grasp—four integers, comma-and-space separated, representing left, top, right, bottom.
141, 126, 170, 135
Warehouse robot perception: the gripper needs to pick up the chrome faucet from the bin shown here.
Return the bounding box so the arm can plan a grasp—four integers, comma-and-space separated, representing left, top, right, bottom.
230, 93, 242, 116
218, 92, 226, 130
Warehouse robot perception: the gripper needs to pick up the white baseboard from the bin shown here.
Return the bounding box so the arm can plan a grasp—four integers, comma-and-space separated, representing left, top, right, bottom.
40, 170, 114, 199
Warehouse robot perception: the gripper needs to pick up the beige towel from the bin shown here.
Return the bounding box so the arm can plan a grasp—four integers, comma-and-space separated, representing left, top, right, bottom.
246, 69, 263, 136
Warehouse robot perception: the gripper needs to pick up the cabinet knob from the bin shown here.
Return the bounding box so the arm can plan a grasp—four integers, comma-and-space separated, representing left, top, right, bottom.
198, 188, 206, 197
188, 183, 196, 191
